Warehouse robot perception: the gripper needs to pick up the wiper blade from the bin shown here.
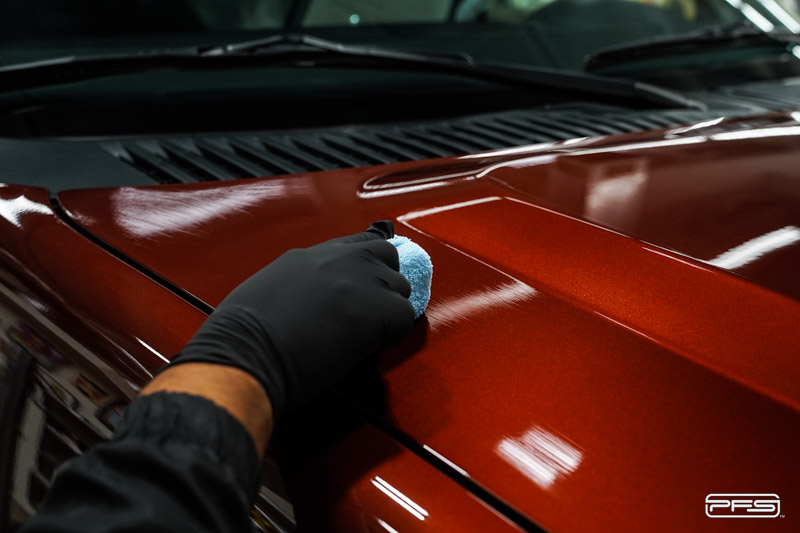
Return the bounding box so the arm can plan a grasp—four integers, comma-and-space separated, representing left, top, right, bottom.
0, 33, 705, 110
202, 33, 705, 110
201, 32, 477, 64
585, 22, 800, 72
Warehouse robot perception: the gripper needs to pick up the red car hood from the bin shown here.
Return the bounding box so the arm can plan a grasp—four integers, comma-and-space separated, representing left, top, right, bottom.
58, 112, 800, 531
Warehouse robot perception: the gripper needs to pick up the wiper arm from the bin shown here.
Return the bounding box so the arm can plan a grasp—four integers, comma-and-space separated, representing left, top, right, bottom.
0, 32, 705, 110
585, 21, 800, 72
201, 33, 705, 110
201, 32, 478, 64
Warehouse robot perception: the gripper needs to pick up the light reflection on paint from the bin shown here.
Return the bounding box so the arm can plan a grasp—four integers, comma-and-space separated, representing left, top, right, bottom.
398, 196, 502, 222
710, 125, 800, 141
667, 117, 725, 135
584, 166, 647, 225
459, 142, 559, 158
708, 226, 800, 269
371, 476, 428, 521
426, 281, 537, 330
136, 338, 169, 364
496, 426, 582, 489
358, 179, 452, 198
110, 182, 297, 238
562, 136, 592, 145
365, 122, 800, 201
569, 136, 705, 155
474, 154, 558, 179
376, 519, 400, 533
423, 444, 469, 477
459, 136, 599, 160
0, 196, 51, 227
363, 169, 477, 190
643, 246, 709, 270
459, 137, 705, 175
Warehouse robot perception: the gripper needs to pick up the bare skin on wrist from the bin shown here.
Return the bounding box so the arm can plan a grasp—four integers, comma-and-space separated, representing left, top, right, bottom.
140, 363, 274, 456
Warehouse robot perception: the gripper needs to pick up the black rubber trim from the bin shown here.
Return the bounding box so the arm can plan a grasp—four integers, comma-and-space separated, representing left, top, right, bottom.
49, 193, 215, 315
335, 390, 549, 533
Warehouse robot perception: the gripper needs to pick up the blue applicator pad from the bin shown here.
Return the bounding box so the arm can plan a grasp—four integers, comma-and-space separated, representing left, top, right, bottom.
389, 235, 432, 318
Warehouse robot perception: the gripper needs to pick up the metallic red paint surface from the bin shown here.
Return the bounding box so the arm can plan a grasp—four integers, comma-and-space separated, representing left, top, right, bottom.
280, 411, 523, 532
0, 185, 206, 384
0, 184, 207, 523
54, 112, 800, 531
0, 185, 509, 532
60, 111, 800, 303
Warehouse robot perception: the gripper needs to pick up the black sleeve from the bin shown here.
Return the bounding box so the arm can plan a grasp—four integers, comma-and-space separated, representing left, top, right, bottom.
20, 392, 261, 533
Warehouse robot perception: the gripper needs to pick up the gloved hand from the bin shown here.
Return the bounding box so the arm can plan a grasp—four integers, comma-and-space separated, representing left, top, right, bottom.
167, 221, 415, 421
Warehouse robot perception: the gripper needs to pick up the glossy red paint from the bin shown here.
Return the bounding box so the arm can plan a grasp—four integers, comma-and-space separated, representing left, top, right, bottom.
0, 184, 507, 532
60, 111, 800, 303
0, 184, 208, 524
282, 412, 523, 532
54, 112, 800, 531
391, 199, 798, 531
0, 185, 206, 384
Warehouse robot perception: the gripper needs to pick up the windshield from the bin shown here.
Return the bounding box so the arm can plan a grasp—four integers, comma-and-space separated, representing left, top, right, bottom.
1, 0, 798, 71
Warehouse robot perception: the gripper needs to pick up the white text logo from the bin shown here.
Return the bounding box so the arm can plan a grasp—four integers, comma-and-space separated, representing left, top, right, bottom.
705, 494, 780, 518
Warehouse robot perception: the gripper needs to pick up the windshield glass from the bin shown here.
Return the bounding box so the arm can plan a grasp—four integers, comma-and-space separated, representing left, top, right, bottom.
1, 0, 798, 71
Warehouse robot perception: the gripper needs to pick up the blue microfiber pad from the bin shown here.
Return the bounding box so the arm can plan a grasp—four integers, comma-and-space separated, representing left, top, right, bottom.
389, 235, 432, 318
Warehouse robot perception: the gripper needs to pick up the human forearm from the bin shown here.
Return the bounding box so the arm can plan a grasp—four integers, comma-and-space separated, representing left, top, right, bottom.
140, 362, 273, 456
21, 221, 415, 532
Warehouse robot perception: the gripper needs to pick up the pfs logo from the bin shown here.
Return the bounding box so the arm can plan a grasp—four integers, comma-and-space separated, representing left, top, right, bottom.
705, 494, 781, 518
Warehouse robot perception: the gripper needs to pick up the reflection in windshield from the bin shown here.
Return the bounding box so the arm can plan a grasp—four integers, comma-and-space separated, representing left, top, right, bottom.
0, 0, 797, 72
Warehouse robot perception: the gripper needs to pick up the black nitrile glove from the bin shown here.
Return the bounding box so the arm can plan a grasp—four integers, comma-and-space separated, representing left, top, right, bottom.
167, 221, 415, 421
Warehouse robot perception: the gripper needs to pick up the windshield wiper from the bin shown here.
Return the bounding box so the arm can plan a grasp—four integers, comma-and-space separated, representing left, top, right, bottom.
205, 33, 706, 110
0, 33, 705, 110
200, 32, 478, 63
585, 22, 800, 72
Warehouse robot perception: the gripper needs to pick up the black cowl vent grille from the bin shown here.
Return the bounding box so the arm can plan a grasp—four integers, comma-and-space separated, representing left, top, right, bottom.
98, 77, 800, 185
101, 105, 718, 185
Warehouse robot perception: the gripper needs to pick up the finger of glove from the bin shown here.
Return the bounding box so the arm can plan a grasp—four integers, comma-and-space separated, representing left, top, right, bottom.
357, 237, 401, 272
379, 292, 416, 347
374, 265, 412, 298
365, 220, 395, 239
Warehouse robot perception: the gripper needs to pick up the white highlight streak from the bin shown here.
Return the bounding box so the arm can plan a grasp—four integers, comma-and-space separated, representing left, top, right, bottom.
377, 519, 400, 533
710, 125, 800, 141
474, 154, 557, 179
708, 226, 800, 269
423, 445, 469, 477
398, 196, 501, 221
667, 117, 725, 134
137, 338, 170, 364
357, 180, 449, 198
371, 477, 428, 521
570, 136, 706, 155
